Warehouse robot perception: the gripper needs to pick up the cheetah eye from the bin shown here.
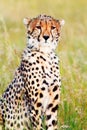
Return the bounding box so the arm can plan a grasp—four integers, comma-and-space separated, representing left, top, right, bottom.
36, 26, 41, 29
27, 30, 30, 34
51, 26, 56, 30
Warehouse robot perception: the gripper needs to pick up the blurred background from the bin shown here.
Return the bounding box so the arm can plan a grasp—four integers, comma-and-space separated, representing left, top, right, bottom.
0, 0, 87, 129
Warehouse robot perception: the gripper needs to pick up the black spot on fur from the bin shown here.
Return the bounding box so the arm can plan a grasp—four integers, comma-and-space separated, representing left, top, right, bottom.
40, 55, 46, 61
40, 93, 43, 98
47, 103, 53, 109
52, 104, 58, 112
52, 120, 56, 126
53, 85, 58, 92
54, 94, 59, 100
37, 102, 42, 107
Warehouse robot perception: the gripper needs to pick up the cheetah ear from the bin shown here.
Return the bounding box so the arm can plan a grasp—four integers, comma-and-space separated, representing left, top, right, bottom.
60, 19, 65, 26
23, 17, 31, 26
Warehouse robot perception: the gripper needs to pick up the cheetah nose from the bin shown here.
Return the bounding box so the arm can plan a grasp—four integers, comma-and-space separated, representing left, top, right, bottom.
43, 35, 49, 41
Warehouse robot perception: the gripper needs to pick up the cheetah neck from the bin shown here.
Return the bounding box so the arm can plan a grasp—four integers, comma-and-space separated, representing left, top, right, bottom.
22, 46, 58, 63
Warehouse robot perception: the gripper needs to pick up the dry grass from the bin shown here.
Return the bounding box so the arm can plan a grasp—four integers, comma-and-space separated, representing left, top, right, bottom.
0, 0, 87, 129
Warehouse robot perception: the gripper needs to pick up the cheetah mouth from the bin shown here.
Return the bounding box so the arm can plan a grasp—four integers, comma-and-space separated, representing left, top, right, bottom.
28, 45, 34, 49
45, 40, 48, 43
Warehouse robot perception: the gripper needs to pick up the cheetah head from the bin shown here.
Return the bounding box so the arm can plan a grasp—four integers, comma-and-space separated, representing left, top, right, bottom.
23, 14, 64, 52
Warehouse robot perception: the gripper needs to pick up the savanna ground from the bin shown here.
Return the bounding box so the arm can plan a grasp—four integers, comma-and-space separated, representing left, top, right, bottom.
0, 0, 87, 130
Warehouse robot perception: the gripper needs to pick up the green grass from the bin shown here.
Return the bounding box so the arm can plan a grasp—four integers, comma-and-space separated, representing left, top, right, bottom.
0, 0, 87, 129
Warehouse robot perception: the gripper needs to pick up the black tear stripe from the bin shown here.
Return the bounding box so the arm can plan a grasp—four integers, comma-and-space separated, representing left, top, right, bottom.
45, 20, 47, 30
30, 26, 37, 36
27, 30, 30, 34
50, 22, 54, 42
27, 19, 33, 28
37, 21, 42, 42
56, 27, 60, 39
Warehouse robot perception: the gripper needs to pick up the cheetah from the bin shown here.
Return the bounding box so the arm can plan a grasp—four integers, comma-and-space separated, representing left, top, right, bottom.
0, 14, 64, 130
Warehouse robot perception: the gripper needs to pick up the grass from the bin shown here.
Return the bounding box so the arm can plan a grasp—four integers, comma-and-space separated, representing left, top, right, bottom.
0, 0, 87, 129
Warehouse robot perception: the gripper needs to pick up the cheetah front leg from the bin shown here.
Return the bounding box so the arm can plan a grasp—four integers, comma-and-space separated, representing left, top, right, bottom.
29, 89, 44, 130
45, 85, 60, 130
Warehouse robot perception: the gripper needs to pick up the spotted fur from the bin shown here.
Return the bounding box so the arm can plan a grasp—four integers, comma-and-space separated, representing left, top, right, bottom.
0, 14, 64, 130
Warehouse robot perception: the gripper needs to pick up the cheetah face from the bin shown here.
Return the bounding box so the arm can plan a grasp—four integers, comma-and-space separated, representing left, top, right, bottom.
23, 14, 64, 51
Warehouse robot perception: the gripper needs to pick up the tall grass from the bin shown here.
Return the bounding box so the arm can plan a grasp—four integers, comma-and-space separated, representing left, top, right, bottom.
0, 0, 87, 129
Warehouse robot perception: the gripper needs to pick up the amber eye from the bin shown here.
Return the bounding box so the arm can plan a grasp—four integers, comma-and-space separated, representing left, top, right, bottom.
27, 30, 30, 34
36, 26, 41, 29
51, 26, 56, 30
